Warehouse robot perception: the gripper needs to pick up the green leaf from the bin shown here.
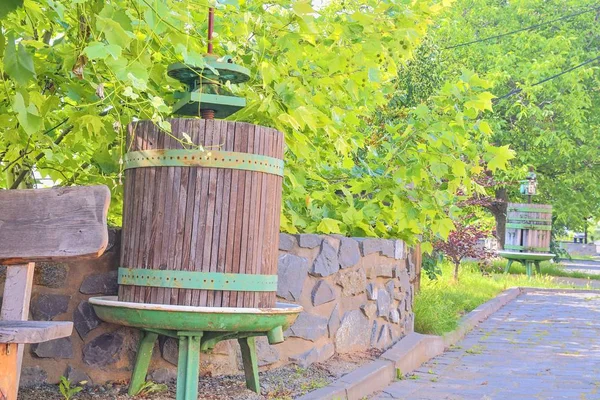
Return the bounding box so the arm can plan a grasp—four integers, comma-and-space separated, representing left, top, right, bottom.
83, 42, 109, 60
478, 120, 492, 135
486, 145, 515, 172
4, 34, 36, 85
317, 218, 342, 234
292, 0, 314, 16
80, 115, 104, 136
96, 16, 132, 49
13, 92, 41, 134
0, 0, 23, 19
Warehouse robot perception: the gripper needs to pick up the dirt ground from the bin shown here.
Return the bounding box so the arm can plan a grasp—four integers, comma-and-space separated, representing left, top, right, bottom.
18, 350, 381, 400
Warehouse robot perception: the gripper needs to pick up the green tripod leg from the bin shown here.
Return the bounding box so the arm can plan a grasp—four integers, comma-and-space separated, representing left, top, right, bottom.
525, 261, 533, 278
238, 336, 260, 393
504, 259, 514, 274
176, 332, 203, 400
129, 331, 159, 396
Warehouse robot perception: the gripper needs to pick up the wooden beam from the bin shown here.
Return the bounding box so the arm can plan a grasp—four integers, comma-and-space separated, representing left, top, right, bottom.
0, 263, 34, 400
0, 321, 73, 344
0, 185, 110, 265
0, 343, 18, 400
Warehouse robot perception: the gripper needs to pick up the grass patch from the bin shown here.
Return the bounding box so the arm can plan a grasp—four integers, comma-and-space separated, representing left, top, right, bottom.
414, 262, 586, 336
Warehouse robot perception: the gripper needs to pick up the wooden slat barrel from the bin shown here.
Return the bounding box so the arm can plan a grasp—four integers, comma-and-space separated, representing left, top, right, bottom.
504, 203, 552, 253
117, 119, 284, 308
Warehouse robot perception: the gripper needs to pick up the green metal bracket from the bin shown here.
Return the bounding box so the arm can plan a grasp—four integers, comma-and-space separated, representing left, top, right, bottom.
504, 244, 549, 252
509, 206, 552, 213
118, 267, 278, 291
506, 223, 552, 231
126, 328, 271, 399
507, 217, 552, 223
177, 333, 202, 400
124, 149, 284, 177
239, 337, 260, 393
167, 55, 251, 118
129, 331, 159, 397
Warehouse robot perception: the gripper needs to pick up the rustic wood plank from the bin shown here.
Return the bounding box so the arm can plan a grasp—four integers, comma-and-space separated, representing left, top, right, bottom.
119, 130, 135, 301
256, 127, 270, 307
132, 123, 148, 303
0, 321, 73, 344
179, 119, 200, 306
239, 124, 256, 307
1, 263, 34, 398
171, 120, 190, 306
0, 186, 109, 264
208, 120, 226, 307
0, 343, 18, 400
269, 129, 284, 306
227, 123, 247, 307
138, 124, 159, 303
192, 121, 212, 307
157, 128, 175, 305
232, 123, 250, 307
214, 121, 234, 307
198, 120, 218, 306
148, 127, 167, 304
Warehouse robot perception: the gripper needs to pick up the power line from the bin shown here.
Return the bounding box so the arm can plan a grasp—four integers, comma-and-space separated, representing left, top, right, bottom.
444, 4, 600, 50
496, 55, 600, 101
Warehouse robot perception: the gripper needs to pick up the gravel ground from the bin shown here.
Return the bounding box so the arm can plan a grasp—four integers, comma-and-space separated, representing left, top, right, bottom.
18, 350, 381, 400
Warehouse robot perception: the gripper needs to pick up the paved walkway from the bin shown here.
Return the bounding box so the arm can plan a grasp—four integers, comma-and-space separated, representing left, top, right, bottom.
374, 291, 600, 399
559, 258, 600, 276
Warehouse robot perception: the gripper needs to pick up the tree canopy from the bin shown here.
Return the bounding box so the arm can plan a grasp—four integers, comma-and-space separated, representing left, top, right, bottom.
0, 0, 511, 246
434, 0, 600, 232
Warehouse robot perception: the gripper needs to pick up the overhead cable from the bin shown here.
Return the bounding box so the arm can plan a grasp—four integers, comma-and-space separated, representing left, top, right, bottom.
444, 5, 600, 50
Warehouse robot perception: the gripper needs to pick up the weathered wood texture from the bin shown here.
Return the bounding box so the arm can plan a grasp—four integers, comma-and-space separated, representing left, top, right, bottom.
119, 120, 284, 308
0, 263, 34, 400
0, 186, 110, 265
0, 343, 18, 400
0, 321, 73, 344
505, 203, 552, 252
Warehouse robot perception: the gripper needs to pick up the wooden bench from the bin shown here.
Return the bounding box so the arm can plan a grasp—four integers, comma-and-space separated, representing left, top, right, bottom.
0, 186, 110, 400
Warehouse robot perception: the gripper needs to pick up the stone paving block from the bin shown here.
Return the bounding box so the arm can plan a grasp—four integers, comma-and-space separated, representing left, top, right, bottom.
375, 291, 600, 400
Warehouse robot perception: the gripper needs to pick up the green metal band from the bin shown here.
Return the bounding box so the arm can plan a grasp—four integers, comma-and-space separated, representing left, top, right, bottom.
118, 268, 278, 291
506, 223, 552, 231
124, 149, 284, 177
504, 245, 549, 252
508, 206, 552, 213
506, 217, 552, 223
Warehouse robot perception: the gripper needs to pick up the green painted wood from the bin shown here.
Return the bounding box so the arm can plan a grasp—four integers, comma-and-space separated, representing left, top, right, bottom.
504, 259, 514, 274
504, 244, 549, 252
506, 217, 552, 223
505, 223, 552, 231
90, 298, 300, 333
128, 331, 158, 396
267, 326, 284, 344
508, 205, 552, 213
497, 251, 555, 261
124, 149, 284, 177
118, 268, 278, 291
176, 334, 202, 400
239, 337, 260, 393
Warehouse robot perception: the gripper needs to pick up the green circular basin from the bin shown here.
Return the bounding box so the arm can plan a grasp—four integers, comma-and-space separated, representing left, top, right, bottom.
89, 296, 302, 333
497, 251, 556, 261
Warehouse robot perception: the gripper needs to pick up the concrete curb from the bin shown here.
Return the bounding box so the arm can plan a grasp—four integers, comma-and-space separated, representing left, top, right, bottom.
297, 287, 523, 400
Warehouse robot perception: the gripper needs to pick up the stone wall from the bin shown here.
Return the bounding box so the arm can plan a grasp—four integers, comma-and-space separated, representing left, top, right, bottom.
1, 231, 418, 386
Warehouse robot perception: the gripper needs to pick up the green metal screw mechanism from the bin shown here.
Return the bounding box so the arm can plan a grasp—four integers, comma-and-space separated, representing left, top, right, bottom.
167, 55, 250, 119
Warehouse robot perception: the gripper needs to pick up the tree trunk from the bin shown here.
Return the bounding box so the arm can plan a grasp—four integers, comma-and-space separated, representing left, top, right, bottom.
484, 188, 509, 249
453, 261, 459, 282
